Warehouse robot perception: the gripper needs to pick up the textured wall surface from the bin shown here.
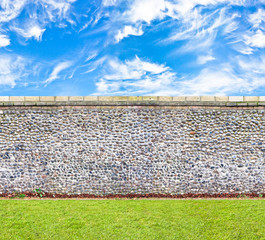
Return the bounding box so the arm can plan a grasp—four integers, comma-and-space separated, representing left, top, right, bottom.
0, 104, 265, 194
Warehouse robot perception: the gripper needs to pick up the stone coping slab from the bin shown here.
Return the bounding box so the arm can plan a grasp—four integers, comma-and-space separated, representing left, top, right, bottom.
0, 96, 263, 106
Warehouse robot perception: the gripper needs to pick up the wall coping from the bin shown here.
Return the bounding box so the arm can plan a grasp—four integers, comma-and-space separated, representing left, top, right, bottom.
0, 96, 264, 106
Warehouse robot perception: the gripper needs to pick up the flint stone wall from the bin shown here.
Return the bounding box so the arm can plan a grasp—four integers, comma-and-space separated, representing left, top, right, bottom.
0, 96, 265, 195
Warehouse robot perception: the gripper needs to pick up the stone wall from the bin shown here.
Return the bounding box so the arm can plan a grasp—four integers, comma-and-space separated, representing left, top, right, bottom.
0, 96, 265, 195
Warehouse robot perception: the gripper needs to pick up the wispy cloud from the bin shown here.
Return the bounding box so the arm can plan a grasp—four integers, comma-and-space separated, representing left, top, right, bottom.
0, 0, 76, 44
180, 30, 218, 53
176, 66, 245, 96
2, 0, 265, 96
101, 0, 245, 45
93, 52, 265, 96
38, 0, 76, 21
164, 6, 241, 54
232, 43, 254, 55
43, 61, 73, 86
12, 25, 46, 41
197, 54, 216, 65
159, 53, 265, 95
102, 0, 119, 7
94, 56, 177, 95
0, 55, 27, 87
248, 8, 265, 29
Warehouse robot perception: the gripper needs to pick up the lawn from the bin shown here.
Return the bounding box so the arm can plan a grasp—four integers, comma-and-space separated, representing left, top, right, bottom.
0, 199, 265, 240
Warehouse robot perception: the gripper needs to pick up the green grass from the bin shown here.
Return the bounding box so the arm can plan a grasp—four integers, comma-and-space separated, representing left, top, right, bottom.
0, 199, 265, 240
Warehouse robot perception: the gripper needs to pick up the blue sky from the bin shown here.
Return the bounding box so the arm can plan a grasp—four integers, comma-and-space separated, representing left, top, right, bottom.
0, 0, 265, 96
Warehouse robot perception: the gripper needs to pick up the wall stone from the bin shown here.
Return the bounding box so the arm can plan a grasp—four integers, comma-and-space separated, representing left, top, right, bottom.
0, 99, 265, 195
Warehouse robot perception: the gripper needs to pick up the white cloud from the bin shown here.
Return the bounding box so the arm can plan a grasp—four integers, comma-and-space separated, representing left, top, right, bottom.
124, 0, 169, 24
121, 0, 245, 26
244, 29, 265, 48
180, 30, 217, 53
103, 56, 169, 80
13, 25, 46, 41
0, 0, 27, 23
85, 51, 98, 62
232, 43, 254, 55
94, 55, 246, 96
177, 67, 246, 95
197, 54, 215, 64
171, 0, 246, 17
104, 0, 172, 43
0, 0, 75, 23
102, 0, 245, 46
102, 0, 119, 6
0, 0, 76, 42
115, 25, 143, 42
38, 0, 76, 21
83, 56, 108, 74
94, 56, 176, 95
122, 0, 243, 25
93, 52, 265, 96
248, 8, 265, 29
237, 55, 265, 74
0, 55, 26, 87
166, 6, 239, 44
223, 19, 239, 34
44, 61, 73, 85
162, 54, 265, 95
0, 34, 10, 47
235, 55, 265, 91
172, 0, 222, 17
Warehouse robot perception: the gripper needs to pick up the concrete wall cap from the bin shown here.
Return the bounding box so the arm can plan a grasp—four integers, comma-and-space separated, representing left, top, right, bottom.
0, 96, 265, 106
